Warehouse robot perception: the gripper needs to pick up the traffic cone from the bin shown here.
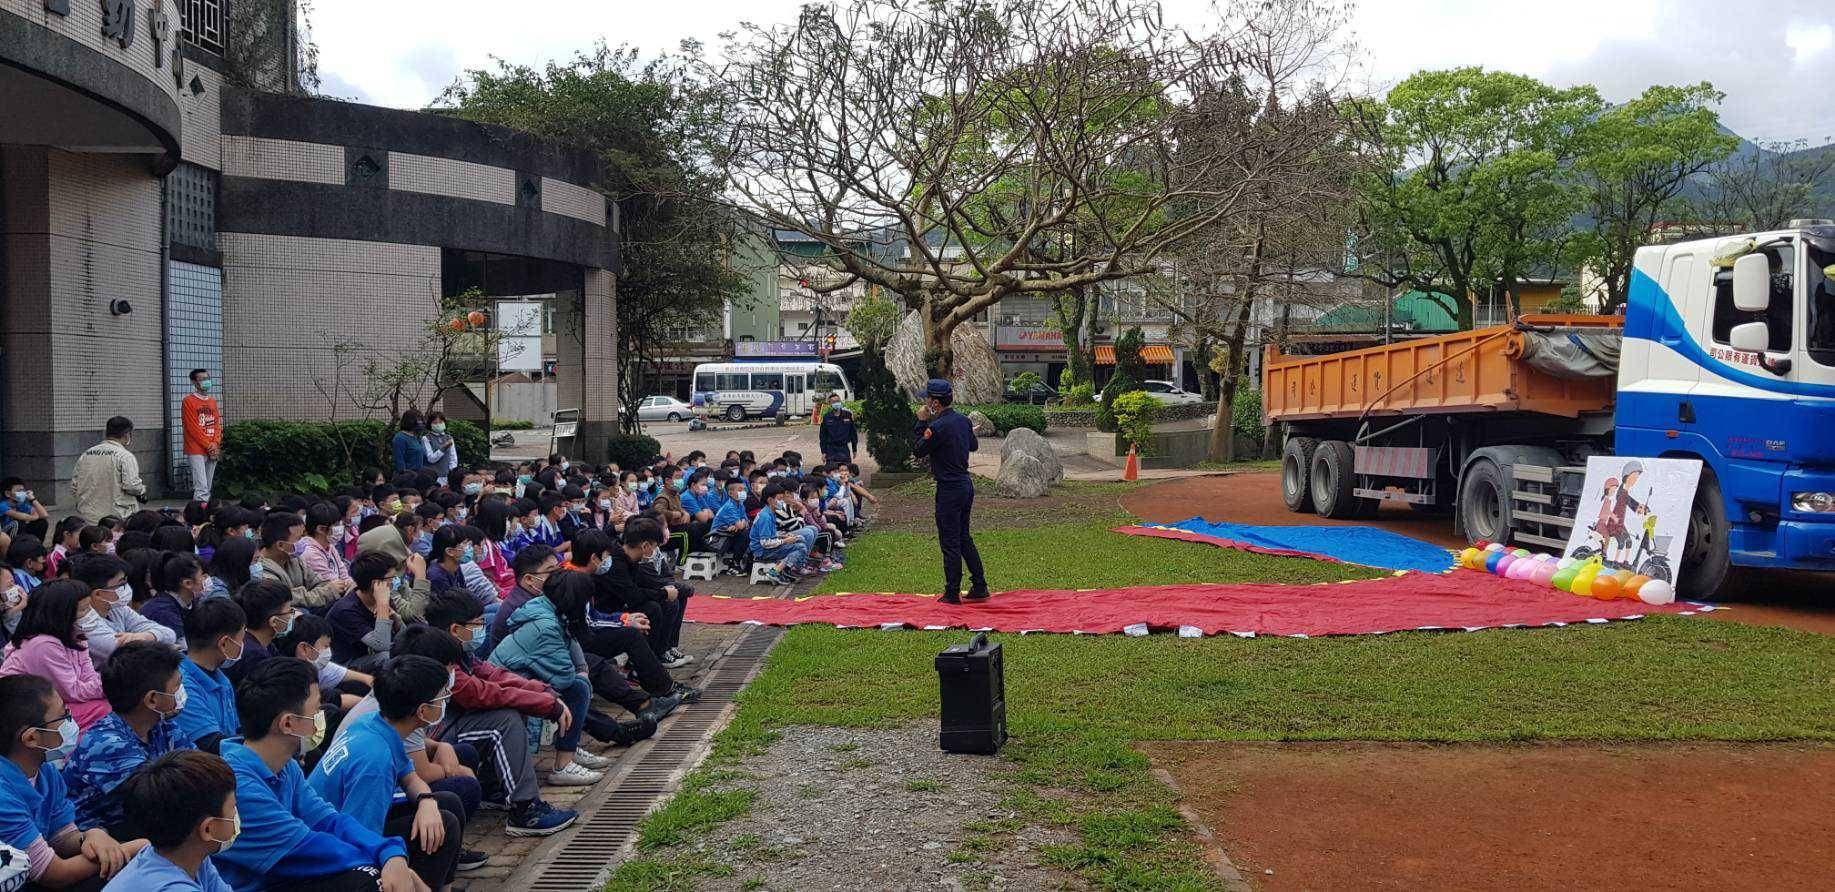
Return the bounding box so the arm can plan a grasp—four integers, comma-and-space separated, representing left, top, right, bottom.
1123, 443, 1139, 481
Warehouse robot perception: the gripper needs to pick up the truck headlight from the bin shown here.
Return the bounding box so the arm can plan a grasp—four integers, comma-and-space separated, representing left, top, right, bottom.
1790, 491, 1835, 513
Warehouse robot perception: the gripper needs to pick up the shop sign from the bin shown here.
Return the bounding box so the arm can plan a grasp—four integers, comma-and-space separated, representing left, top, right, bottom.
995, 322, 1065, 350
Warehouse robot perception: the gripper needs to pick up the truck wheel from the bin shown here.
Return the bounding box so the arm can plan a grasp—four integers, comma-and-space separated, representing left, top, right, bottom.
1676, 471, 1732, 601
1459, 459, 1511, 546
725, 404, 747, 422
1310, 441, 1363, 519
1281, 437, 1319, 513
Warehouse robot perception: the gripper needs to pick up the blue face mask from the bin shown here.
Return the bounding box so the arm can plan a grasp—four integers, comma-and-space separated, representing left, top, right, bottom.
248, 563, 264, 580
391, 574, 407, 594
415, 531, 432, 547
460, 544, 476, 564
594, 555, 615, 575
463, 482, 483, 496
462, 628, 486, 654
671, 478, 687, 492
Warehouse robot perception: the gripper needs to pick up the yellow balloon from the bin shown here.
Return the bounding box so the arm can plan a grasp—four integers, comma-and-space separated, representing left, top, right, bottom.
1571, 567, 1598, 598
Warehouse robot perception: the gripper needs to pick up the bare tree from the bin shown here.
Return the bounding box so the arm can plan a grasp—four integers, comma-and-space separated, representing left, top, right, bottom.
708, 0, 1348, 391
1699, 139, 1835, 232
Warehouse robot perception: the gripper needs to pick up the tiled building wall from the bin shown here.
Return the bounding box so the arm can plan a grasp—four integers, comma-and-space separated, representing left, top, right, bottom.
219, 232, 442, 421
165, 262, 222, 491
390, 152, 516, 205
179, 65, 224, 169
541, 178, 606, 227
1, 0, 180, 109
221, 135, 345, 184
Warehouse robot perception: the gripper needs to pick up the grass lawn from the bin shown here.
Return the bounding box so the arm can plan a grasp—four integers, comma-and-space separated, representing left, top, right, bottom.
609, 478, 1835, 891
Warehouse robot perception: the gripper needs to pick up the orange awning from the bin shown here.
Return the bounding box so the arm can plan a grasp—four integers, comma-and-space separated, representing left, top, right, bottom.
1095, 345, 1175, 365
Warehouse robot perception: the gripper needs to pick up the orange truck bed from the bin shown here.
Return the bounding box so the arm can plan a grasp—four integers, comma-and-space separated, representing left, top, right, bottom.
1262, 315, 1622, 423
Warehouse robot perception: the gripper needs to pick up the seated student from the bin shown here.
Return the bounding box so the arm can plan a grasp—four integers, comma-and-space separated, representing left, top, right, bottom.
630, 529, 696, 670
254, 512, 349, 612
408, 504, 444, 558
224, 580, 296, 686
556, 485, 592, 542
105, 750, 237, 892
796, 481, 843, 572
423, 526, 469, 601
174, 599, 248, 753
748, 482, 812, 584
0, 580, 112, 731
488, 572, 635, 786
320, 646, 481, 838
531, 494, 571, 559
295, 502, 351, 585
201, 534, 257, 603
744, 470, 770, 519
595, 522, 683, 659
307, 655, 478, 885
6, 536, 49, 638
570, 531, 694, 703
2, 477, 51, 544
394, 611, 577, 837
326, 552, 402, 670
706, 477, 753, 572
214, 658, 422, 892
274, 613, 371, 711
46, 517, 87, 578
70, 553, 175, 667
0, 674, 146, 891
487, 545, 555, 648
65, 642, 194, 835
353, 521, 429, 624
141, 553, 209, 643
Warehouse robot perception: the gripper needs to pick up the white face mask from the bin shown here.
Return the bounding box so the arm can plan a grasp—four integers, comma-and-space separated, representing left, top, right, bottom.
206, 813, 241, 853
330, 522, 346, 540
309, 645, 333, 671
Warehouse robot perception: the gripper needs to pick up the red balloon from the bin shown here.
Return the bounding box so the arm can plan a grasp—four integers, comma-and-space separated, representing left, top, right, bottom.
467, 310, 487, 327
447, 318, 466, 333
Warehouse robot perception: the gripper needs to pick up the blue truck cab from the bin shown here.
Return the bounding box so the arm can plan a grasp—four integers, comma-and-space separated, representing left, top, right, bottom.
1616, 221, 1835, 593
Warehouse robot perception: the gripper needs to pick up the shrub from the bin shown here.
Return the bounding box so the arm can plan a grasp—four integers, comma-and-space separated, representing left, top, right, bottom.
491, 419, 536, 431
216, 418, 486, 498
1062, 382, 1096, 406
1094, 374, 1137, 432
606, 433, 662, 470
1008, 371, 1043, 393
1110, 391, 1160, 454
1231, 387, 1266, 440
859, 346, 917, 472
955, 404, 1047, 436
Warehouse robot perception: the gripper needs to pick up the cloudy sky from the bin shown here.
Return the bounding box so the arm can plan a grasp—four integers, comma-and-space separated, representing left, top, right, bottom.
311, 0, 1834, 146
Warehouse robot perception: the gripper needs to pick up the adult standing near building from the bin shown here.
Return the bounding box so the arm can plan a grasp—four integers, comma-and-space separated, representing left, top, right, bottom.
182, 369, 223, 503
912, 380, 989, 604
392, 410, 427, 476
72, 416, 146, 524
817, 392, 858, 464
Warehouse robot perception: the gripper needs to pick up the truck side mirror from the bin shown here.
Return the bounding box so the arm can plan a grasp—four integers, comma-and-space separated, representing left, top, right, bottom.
1732, 253, 1771, 312
1729, 321, 1770, 353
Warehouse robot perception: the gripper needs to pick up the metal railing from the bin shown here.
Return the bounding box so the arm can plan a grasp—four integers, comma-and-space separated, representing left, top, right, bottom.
180, 0, 224, 54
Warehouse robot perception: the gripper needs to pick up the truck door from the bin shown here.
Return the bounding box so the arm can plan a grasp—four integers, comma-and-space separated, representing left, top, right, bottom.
1618, 248, 1703, 445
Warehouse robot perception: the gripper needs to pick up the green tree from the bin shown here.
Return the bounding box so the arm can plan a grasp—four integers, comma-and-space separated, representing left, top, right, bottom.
1095, 327, 1146, 433
439, 44, 747, 433
845, 293, 918, 472
1572, 83, 1739, 314
1352, 68, 1601, 329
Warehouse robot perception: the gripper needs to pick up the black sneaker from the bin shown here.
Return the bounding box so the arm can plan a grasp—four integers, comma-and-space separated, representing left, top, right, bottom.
456, 849, 490, 872
639, 693, 682, 725
966, 584, 990, 601
939, 593, 962, 604
673, 683, 703, 704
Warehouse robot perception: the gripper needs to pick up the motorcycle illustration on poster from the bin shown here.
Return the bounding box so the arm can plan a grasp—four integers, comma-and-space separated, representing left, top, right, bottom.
1563, 456, 1703, 584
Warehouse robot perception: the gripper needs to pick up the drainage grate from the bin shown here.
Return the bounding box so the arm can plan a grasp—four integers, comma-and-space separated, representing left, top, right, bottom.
526, 625, 783, 892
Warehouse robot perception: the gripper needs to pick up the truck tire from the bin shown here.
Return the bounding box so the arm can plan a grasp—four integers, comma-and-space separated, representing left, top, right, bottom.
1310, 440, 1365, 519
1459, 459, 1511, 545
1281, 436, 1319, 513
725, 403, 747, 422
1676, 470, 1732, 601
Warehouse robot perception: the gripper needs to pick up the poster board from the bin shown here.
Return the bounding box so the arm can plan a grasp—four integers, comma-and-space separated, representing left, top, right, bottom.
1562, 456, 1702, 584
496, 301, 544, 372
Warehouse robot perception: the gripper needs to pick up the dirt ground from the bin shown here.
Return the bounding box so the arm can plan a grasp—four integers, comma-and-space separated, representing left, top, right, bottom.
1145, 741, 1835, 892
1125, 471, 1835, 635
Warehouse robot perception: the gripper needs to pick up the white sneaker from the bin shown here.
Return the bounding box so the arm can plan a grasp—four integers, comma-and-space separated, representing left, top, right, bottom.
548, 761, 603, 786
570, 748, 615, 770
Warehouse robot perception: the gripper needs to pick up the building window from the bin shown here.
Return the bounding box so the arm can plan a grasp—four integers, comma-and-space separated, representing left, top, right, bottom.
179, 0, 224, 54
165, 163, 217, 252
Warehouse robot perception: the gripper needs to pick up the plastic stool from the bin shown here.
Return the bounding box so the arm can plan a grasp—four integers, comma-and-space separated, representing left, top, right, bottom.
750, 563, 779, 585
682, 552, 720, 582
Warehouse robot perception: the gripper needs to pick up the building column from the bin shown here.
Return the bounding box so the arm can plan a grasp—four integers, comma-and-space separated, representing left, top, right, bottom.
576, 267, 619, 463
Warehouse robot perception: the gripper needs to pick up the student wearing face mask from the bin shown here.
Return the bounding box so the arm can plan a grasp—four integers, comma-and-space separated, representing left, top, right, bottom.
225, 580, 297, 688
296, 503, 352, 586
173, 599, 248, 753
274, 614, 373, 710
326, 553, 405, 672
1, 581, 112, 737
65, 642, 195, 835
70, 553, 175, 668
140, 554, 209, 643
308, 654, 480, 884
200, 535, 258, 603
216, 658, 424, 892
107, 749, 238, 892
1, 476, 50, 543
256, 513, 351, 613
0, 674, 148, 889
421, 413, 459, 474
182, 370, 224, 505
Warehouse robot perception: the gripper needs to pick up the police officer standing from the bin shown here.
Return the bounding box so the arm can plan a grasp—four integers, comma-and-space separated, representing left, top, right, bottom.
913, 379, 989, 603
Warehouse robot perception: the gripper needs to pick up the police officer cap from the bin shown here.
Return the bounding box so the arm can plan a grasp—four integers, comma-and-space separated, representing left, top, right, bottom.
924, 379, 953, 401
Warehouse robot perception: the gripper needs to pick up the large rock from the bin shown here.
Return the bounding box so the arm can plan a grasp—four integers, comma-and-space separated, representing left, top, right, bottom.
967, 410, 996, 437
996, 426, 1062, 499
885, 311, 1006, 405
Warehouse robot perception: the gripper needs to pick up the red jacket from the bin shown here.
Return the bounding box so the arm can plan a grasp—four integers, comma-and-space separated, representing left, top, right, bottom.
454, 657, 562, 721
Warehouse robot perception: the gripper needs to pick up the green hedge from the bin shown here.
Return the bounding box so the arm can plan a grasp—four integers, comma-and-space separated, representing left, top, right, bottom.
216, 419, 487, 498
492, 419, 536, 431
955, 403, 1047, 435
607, 434, 662, 470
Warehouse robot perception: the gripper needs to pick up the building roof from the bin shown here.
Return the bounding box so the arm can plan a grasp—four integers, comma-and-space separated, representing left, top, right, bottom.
1310, 291, 1459, 333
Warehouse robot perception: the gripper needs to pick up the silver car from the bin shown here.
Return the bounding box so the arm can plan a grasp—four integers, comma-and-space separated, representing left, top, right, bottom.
636, 395, 695, 422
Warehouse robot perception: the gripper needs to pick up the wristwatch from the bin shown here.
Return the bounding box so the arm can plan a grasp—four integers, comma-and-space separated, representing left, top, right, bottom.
414, 792, 439, 805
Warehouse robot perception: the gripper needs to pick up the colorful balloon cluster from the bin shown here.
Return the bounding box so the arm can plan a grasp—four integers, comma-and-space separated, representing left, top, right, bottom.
1456, 542, 1675, 605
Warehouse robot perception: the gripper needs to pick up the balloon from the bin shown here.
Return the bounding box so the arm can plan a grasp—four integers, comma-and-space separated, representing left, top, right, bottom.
1552, 567, 1577, 592
1512, 549, 1531, 559
1533, 563, 1558, 585
1486, 543, 1506, 552
467, 310, 488, 327
1571, 567, 1597, 598
1556, 557, 1576, 570
1612, 569, 1635, 585
1474, 540, 1491, 551
1459, 548, 1482, 569
1624, 574, 1651, 597
446, 317, 466, 333
1503, 558, 1526, 579
1496, 555, 1518, 576
1485, 551, 1507, 573
1637, 579, 1675, 605
1591, 574, 1623, 600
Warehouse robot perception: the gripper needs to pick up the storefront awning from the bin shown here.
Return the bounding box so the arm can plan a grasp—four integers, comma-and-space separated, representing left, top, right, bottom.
1095, 345, 1176, 365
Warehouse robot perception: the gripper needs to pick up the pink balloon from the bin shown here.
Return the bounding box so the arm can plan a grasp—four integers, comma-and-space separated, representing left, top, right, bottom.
1495, 555, 1517, 576
1533, 564, 1558, 585
1511, 560, 1535, 580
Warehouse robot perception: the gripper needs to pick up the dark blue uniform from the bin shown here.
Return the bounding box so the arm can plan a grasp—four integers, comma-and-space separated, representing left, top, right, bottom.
914, 407, 987, 597
819, 407, 858, 462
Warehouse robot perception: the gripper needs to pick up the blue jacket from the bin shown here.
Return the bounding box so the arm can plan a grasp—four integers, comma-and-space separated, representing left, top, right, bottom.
748, 505, 785, 556
681, 488, 721, 516
914, 407, 977, 486
176, 657, 240, 747
214, 739, 408, 892
819, 408, 858, 457
390, 430, 424, 474
487, 596, 577, 687
305, 712, 413, 834
710, 497, 749, 534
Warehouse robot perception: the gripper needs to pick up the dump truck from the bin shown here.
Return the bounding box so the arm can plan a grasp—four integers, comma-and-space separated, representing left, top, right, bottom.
1264, 221, 1835, 600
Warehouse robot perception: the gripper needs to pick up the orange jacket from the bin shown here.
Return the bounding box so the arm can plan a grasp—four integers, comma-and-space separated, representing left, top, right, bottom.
182, 393, 222, 455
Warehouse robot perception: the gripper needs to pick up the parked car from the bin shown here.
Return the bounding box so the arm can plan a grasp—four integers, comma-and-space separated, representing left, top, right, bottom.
636, 395, 695, 422
1142, 380, 1204, 406
1003, 381, 1057, 405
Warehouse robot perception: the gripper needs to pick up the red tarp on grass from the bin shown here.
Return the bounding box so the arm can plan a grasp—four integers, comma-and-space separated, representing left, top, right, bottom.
686, 571, 1710, 638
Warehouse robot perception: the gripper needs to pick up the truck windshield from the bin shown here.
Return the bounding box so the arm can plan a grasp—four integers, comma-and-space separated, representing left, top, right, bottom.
1812, 245, 1835, 367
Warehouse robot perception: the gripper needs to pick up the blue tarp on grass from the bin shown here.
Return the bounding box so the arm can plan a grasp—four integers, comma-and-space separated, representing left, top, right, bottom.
1148, 518, 1456, 574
